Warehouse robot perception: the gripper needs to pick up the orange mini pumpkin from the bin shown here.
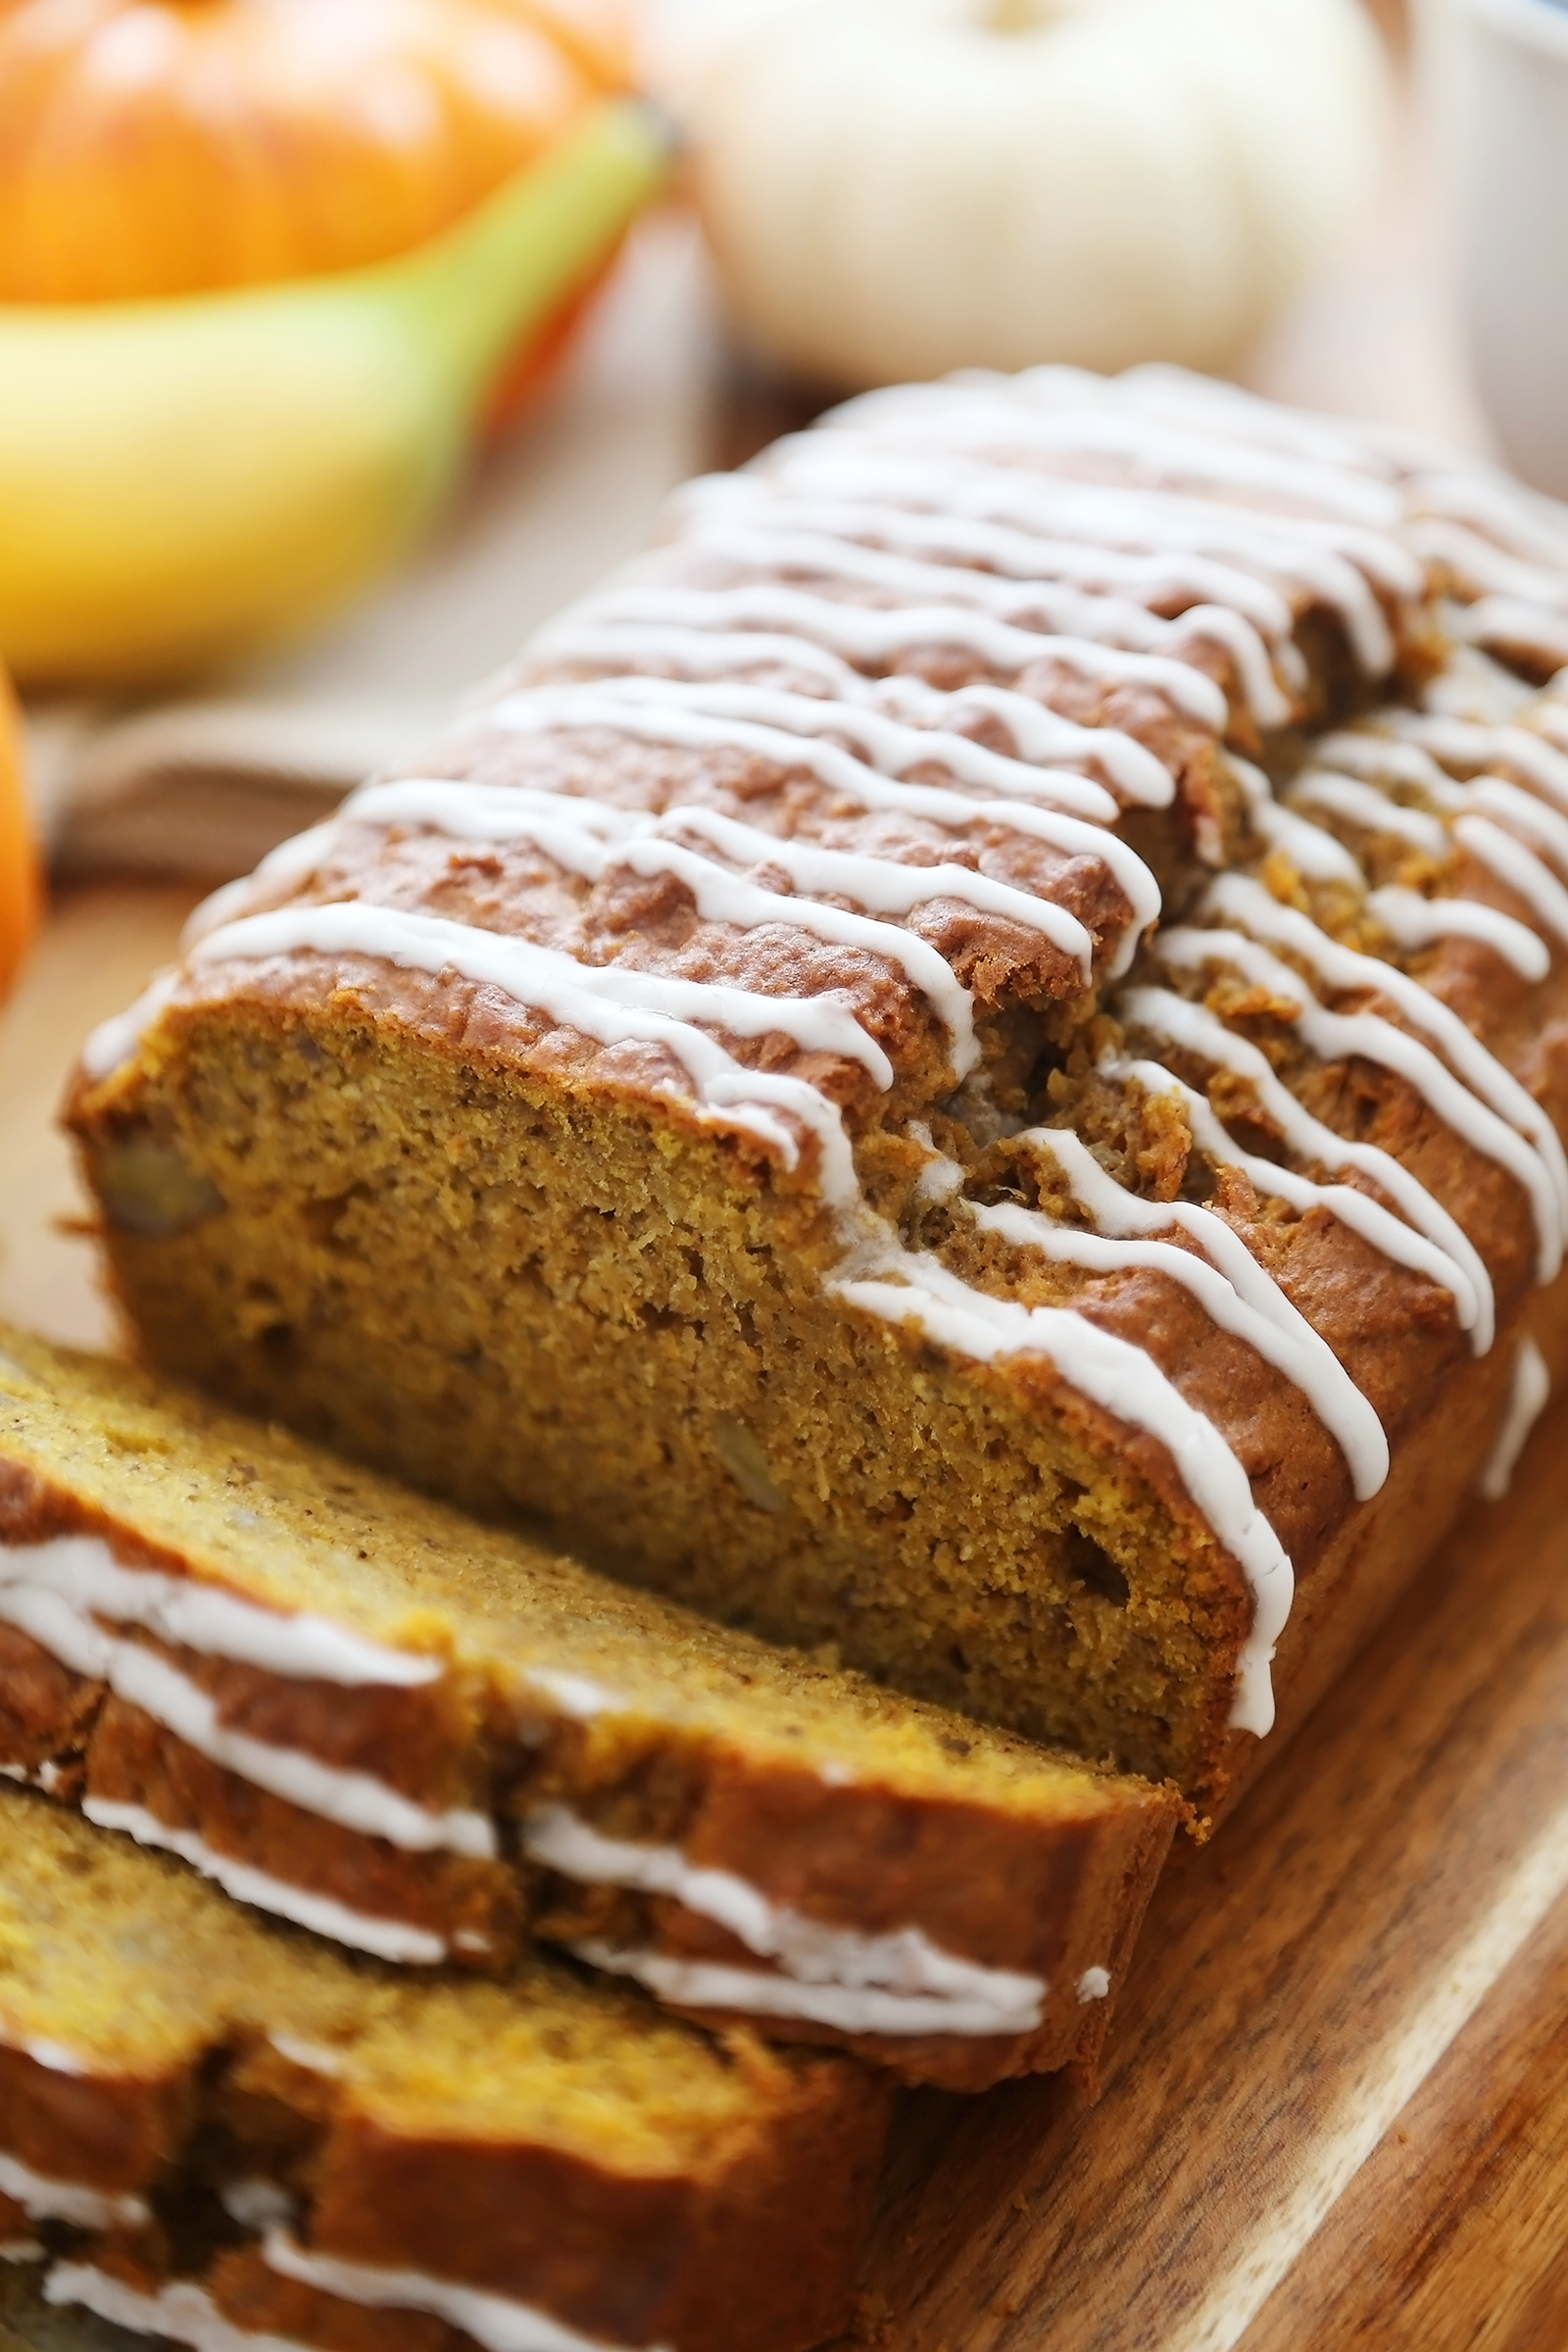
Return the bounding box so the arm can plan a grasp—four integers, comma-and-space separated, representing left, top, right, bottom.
0, 0, 633, 303
0, 664, 39, 1002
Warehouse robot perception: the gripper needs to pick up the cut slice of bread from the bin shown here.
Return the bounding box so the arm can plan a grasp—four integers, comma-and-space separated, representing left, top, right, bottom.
0, 1324, 1176, 2093
0, 1787, 889, 2352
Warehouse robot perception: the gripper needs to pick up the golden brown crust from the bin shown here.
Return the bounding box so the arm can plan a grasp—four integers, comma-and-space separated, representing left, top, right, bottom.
0, 1793, 891, 2352
1209, 1262, 1568, 1819
208, 2251, 469, 2352
0, 2041, 185, 2199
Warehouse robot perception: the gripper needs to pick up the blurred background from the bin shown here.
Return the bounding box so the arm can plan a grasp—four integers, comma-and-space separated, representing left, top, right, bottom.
1, 0, 1563, 1345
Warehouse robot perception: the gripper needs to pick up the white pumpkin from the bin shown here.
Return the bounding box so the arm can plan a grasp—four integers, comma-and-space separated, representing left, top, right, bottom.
672, 0, 1393, 389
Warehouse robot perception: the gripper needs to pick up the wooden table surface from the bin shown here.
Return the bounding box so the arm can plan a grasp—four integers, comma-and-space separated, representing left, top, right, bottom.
6, 82, 1568, 2352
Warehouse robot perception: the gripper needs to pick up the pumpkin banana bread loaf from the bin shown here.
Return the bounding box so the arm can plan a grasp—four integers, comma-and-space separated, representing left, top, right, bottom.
67, 366, 1568, 1826
0, 1788, 889, 2352
0, 1323, 1175, 2093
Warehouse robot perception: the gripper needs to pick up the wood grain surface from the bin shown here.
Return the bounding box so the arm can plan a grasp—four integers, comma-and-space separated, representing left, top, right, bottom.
826, 1429, 1568, 2352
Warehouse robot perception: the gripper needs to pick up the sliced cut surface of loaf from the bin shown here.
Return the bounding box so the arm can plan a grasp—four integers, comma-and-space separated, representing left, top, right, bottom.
0, 1324, 1177, 2094
0, 1788, 890, 2352
65, 365, 1568, 1820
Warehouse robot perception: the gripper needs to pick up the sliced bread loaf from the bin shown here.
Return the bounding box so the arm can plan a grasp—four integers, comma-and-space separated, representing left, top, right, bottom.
0, 1324, 1176, 2092
0, 1788, 889, 2352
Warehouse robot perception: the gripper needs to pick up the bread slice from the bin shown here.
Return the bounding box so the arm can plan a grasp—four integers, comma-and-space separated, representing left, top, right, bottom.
0, 1787, 888, 2352
0, 1324, 1176, 2094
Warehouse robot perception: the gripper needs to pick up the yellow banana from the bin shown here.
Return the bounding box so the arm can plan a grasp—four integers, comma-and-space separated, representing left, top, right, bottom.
0, 99, 668, 687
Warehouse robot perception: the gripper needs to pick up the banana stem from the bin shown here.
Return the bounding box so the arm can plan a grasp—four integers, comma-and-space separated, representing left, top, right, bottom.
387, 98, 672, 420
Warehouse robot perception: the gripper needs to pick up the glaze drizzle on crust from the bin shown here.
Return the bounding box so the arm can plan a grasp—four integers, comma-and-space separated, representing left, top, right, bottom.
0, 1792, 892, 2352
0, 1328, 1176, 2091
71, 365, 1568, 1791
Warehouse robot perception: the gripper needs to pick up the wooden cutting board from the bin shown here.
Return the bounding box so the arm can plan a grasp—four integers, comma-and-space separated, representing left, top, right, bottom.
826, 1429, 1568, 2352
3, 882, 1568, 2352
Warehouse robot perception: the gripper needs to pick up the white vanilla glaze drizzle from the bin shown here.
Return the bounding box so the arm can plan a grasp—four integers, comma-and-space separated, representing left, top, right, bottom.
1412, 464, 1568, 648
1117, 994, 1494, 1349
23, 2040, 87, 2078
963, 1124, 1388, 1496
1452, 774, 1568, 875
576, 1940, 1039, 2038
1321, 723, 1568, 876
1453, 815, 1568, 954
524, 615, 1176, 808
674, 472, 1298, 641
1405, 456, 1568, 574
1231, 757, 1366, 885
0, 2151, 148, 2231
1102, 366, 1405, 474
48, 2258, 642, 2352
494, 664, 1169, 813
124, 1642, 491, 1857
1380, 710, 1568, 809
1200, 873, 1568, 1227
657, 514, 1295, 726
1529, 700, 1568, 754
0, 1538, 442, 1687
45, 2269, 318, 2352
480, 678, 1169, 941
80, 1799, 450, 1963
183, 901, 867, 1198
264, 2232, 657, 2352
184, 823, 341, 950
80, 967, 180, 1084
1364, 886, 1550, 984
1309, 727, 1568, 952
1480, 1336, 1551, 1500
828, 1244, 1293, 1734
0, 1536, 492, 1859
541, 579, 1230, 725
1289, 770, 1449, 855
1105, 1050, 1489, 1336
1156, 924, 1563, 1282
759, 435, 1406, 670
1315, 727, 1460, 795
522, 1666, 621, 1720
521, 1804, 1044, 2037
348, 779, 977, 1075
483, 671, 1175, 849
1406, 515, 1568, 612
811, 393, 1407, 532
1456, 595, 1568, 668
340, 774, 1113, 1077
